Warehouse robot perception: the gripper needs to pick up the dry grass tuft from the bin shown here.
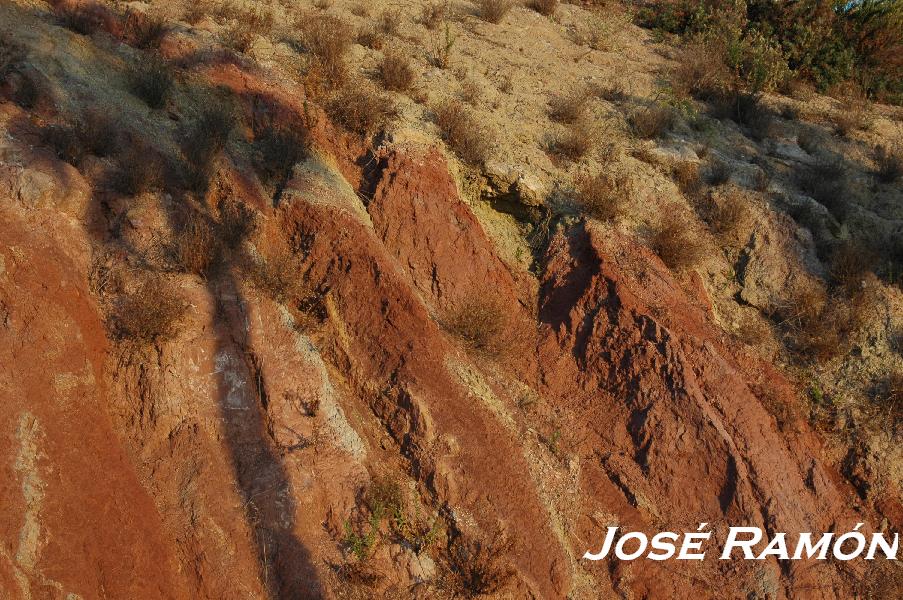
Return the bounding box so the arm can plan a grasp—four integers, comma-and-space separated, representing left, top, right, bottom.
174, 211, 220, 276
477, 0, 513, 24
298, 13, 353, 87
548, 89, 589, 124
650, 212, 705, 271
672, 161, 702, 199
113, 277, 188, 344
55, 3, 106, 36
123, 9, 168, 49
443, 531, 515, 597
796, 161, 850, 222
769, 286, 852, 363
700, 190, 751, 239
247, 244, 308, 305
875, 144, 902, 183
529, 0, 558, 17
128, 56, 173, 109
828, 241, 877, 296
434, 101, 491, 165
326, 83, 396, 136
252, 125, 308, 187
549, 120, 595, 162
111, 143, 163, 196
442, 296, 506, 356
419, 1, 449, 29
573, 172, 631, 222
379, 49, 415, 92
629, 104, 674, 139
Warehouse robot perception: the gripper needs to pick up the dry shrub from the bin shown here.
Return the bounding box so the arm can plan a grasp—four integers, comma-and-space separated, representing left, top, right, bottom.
701, 190, 751, 239
55, 3, 106, 35
529, 0, 558, 17
123, 9, 168, 49
548, 89, 589, 124
128, 56, 173, 109
572, 12, 627, 51
419, 1, 448, 29
629, 104, 674, 139
650, 212, 705, 271
252, 125, 308, 186
375, 10, 402, 37
181, 103, 234, 191
247, 244, 308, 304
460, 77, 481, 106
79, 110, 117, 157
574, 172, 630, 222
111, 142, 163, 195
875, 144, 902, 183
379, 49, 415, 92
706, 158, 731, 186
672, 161, 702, 199
442, 296, 506, 355
312, 0, 332, 9
350, 3, 369, 17
833, 94, 872, 137
769, 286, 850, 363
41, 123, 85, 165
828, 241, 877, 295
549, 120, 595, 161
434, 101, 491, 165
113, 277, 188, 344
298, 13, 352, 87
443, 531, 515, 597
796, 161, 850, 222
670, 41, 731, 100
326, 83, 396, 136
478, 0, 513, 24
356, 26, 385, 50
226, 6, 274, 53
875, 372, 903, 427
174, 211, 220, 276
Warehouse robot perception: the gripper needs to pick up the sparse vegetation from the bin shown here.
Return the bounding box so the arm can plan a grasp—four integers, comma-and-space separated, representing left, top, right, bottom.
174, 211, 220, 277
700, 191, 750, 239
769, 286, 851, 363
428, 21, 457, 69
111, 142, 163, 196
247, 244, 308, 305
297, 13, 353, 88
672, 161, 702, 199
650, 213, 705, 271
829, 241, 877, 295
123, 9, 168, 49
434, 101, 491, 165
252, 125, 308, 187
548, 90, 589, 124
181, 103, 234, 191
629, 104, 674, 139
442, 295, 506, 355
419, 1, 449, 30
443, 531, 515, 597
706, 158, 731, 186
477, 0, 513, 24
573, 172, 631, 222
549, 120, 595, 161
41, 123, 85, 165
326, 83, 396, 136
129, 56, 173, 109
875, 144, 902, 183
55, 3, 106, 36
379, 49, 415, 92
796, 161, 850, 222
529, 0, 558, 17
112, 277, 188, 344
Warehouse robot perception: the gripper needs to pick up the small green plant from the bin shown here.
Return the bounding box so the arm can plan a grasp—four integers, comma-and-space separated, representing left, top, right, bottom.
429, 21, 457, 69
343, 516, 380, 561
545, 429, 562, 456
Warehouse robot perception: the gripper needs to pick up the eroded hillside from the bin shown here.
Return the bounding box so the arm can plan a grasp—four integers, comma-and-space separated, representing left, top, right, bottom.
0, 0, 900, 598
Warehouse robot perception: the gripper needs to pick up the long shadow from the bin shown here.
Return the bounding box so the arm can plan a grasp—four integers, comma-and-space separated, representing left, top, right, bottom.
3, 2, 326, 597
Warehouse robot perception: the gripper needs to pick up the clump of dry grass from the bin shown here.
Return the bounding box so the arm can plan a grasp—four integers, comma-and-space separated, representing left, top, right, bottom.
672, 161, 702, 199
828, 241, 877, 296
549, 120, 595, 162
548, 89, 589, 124
79, 110, 118, 157
297, 13, 353, 87
833, 94, 872, 137
111, 142, 163, 196
247, 244, 308, 304
128, 56, 173, 109
379, 49, 415, 92
252, 124, 308, 187
123, 9, 168, 49
326, 83, 396, 136
875, 144, 902, 183
477, 0, 513, 24
55, 3, 106, 36
419, 1, 449, 30
796, 160, 850, 222
769, 286, 852, 363
174, 211, 220, 276
434, 101, 491, 165
442, 296, 506, 355
573, 172, 631, 222
181, 102, 234, 191
706, 158, 731, 186
442, 531, 515, 597
700, 190, 751, 239
112, 277, 188, 344
650, 212, 705, 272
529, 0, 558, 16
41, 123, 85, 165
629, 104, 674, 139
